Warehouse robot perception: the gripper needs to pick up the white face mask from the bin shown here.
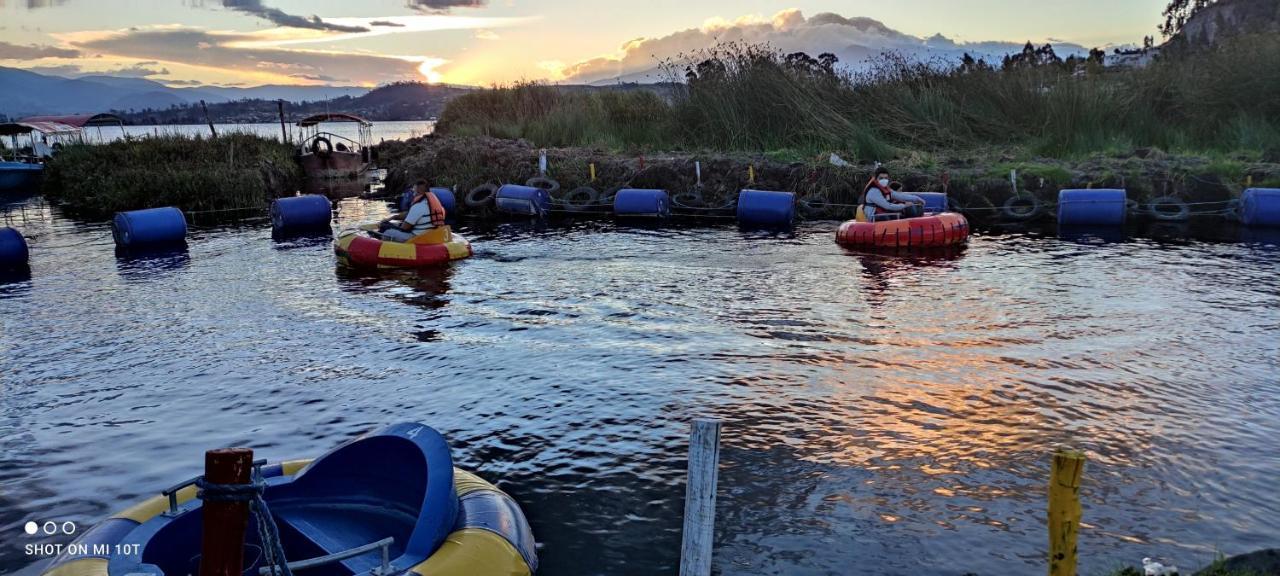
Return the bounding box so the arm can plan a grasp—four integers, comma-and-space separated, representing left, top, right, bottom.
878, 178, 890, 187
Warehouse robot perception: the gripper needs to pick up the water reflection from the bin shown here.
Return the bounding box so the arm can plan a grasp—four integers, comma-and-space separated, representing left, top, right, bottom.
1057, 225, 1128, 244
114, 246, 191, 279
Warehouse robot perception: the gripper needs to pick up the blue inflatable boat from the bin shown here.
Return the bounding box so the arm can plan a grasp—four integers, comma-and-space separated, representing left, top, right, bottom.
42, 423, 538, 576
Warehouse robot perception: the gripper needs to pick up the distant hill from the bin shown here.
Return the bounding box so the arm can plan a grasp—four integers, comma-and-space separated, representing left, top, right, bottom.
111, 81, 475, 125
0, 66, 370, 118
1170, 0, 1280, 47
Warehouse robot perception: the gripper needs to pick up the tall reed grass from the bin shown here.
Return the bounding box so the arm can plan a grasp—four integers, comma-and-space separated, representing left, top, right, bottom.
43, 133, 302, 218
436, 33, 1280, 160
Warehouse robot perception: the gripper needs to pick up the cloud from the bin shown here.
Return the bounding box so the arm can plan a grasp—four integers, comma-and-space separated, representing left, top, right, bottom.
405, 0, 486, 13
370, 20, 405, 28
473, 29, 499, 40
102, 63, 170, 77
289, 73, 343, 82
560, 9, 1089, 84
65, 26, 427, 85
17, 0, 69, 8
219, 0, 369, 33
25, 64, 83, 76
0, 40, 80, 59
162, 79, 205, 86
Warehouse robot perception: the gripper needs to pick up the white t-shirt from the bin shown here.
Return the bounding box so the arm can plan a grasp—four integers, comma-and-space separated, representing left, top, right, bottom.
404, 199, 435, 233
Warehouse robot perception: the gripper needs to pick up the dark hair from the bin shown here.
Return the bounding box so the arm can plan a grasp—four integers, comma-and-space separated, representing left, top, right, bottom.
414, 179, 428, 187
874, 167, 890, 177
889, 181, 903, 191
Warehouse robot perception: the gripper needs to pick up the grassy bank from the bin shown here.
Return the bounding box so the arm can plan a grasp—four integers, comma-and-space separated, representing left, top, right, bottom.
43, 133, 302, 218
437, 34, 1280, 161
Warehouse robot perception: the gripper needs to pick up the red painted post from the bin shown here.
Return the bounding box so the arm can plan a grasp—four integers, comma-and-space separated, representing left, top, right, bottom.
200, 448, 253, 576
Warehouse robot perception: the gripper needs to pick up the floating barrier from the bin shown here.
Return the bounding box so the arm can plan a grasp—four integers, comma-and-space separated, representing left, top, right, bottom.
736, 189, 795, 228
614, 189, 670, 218
495, 184, 551, 217
39, 422, 537, 576
836, 212, 970, 249
1057, 189, 1127, 226
0, 227, 29, 270
112, 207, 187, 249
914, 192, 949, 214
270, 195, 332, 234
1241, 188, 1280, 227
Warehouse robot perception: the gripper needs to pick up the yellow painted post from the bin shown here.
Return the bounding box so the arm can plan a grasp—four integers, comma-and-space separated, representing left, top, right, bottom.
1246, 174, 1253, 187
590, 163, 597, 182
1087, 181, 1093, 189
748, 164, 755, 185
1048, 450, 1085, 576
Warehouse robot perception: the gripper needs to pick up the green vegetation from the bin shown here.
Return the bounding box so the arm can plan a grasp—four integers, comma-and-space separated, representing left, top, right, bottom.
43, 133, 301, 218
436, 33, 1280, 161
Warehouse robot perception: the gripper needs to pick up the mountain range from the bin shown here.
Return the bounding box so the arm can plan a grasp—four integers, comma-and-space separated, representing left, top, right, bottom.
0, 66, 369, 119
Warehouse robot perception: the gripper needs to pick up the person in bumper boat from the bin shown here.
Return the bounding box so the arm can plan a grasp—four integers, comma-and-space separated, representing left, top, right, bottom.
380, 179, 446, 242
861, 167, 924, 221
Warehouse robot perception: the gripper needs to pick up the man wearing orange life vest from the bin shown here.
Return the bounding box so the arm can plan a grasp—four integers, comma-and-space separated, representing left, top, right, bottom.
379, 179, 446, 242
861, 167, 924, 221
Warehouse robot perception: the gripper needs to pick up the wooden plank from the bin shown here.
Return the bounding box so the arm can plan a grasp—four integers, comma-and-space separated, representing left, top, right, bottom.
679, 419, 722, 576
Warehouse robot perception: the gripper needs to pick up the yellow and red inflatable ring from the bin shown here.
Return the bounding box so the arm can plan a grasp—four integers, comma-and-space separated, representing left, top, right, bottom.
335, 225, 472, 269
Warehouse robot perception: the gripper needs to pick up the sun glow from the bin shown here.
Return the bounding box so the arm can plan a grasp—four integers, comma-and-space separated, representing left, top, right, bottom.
417, 58, 447, 84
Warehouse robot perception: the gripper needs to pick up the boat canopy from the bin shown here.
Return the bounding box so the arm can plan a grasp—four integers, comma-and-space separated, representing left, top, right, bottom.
297, 113, 372, 127
1, 120, 79, 136
18, 113, 124, 129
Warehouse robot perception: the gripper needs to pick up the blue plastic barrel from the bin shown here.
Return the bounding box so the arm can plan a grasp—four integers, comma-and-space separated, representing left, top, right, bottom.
914, 192, 949, 214
495, 184, 551, 217
399, 187, 457, 215
0, 227, 29, 270
736, 189, 795, 228
112, 207, 188, 248
614, 189, 670, 218
1241, 188, 1280, 227
1057, 189, 1127, 226
431, 187, 457, 216
271, 195, 332, 234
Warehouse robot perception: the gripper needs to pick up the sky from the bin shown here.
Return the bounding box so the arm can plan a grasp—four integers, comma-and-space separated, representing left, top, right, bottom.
0, 0, 1171, 87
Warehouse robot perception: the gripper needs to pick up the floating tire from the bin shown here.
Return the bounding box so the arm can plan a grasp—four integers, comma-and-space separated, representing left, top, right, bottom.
311, 136, 333, 157
563, 186, 600, 212
1001, 196, 1042, 221
1126, 198, 1141, 215
1147, 196, 1190, 222
673, 190, 706, 209
525, 176, 561, 197
947, 197, 966, 213
465, 182, 499, 208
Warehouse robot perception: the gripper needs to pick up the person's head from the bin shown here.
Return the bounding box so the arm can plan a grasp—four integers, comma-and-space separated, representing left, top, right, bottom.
414, 179, 429, 194
874, 167, 890, 187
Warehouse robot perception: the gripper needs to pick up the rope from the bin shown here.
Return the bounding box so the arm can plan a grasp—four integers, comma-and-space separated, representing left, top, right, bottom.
196, 472, 293, 576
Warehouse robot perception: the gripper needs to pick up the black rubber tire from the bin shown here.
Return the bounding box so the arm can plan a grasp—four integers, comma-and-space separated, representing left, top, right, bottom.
563, 186, 600, 211
525, 176, 561, 197
1147, 196, 1190, 221
1001, 196, 1042, 221
311, 136, 333, 157
465, 182, 498, 208
947, 197, 965, 213
673, 190, 706, 209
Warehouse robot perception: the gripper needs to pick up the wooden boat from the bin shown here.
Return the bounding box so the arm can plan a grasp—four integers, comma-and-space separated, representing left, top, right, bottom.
41, 422, 538, 576
297, 113, 374, 180
836, 211, 970, 249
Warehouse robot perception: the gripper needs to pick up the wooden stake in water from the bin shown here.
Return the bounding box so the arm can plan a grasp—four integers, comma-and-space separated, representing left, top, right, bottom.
200, 448, 253, 576
277, 100, 288, 144
201, 100, 218, 138
1048, 450, 1085, 576
679, 419, 722, 576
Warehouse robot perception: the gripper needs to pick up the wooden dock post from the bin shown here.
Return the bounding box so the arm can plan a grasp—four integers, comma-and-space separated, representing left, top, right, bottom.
1048, 450, 1086, 576
200, 448, 253, 576
679, 418, 722, 576
277, 100, 289, 144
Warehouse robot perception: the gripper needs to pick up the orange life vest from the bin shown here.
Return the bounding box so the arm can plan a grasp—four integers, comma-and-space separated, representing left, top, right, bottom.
861, 177, 895, 206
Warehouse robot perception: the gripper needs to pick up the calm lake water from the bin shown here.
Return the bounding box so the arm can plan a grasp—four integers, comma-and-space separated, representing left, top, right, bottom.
1, 196, 1278, 575
81, 120, 436, 144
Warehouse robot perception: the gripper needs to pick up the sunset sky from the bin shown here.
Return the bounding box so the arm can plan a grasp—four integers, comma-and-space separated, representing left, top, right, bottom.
0, 0, 1170, 87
